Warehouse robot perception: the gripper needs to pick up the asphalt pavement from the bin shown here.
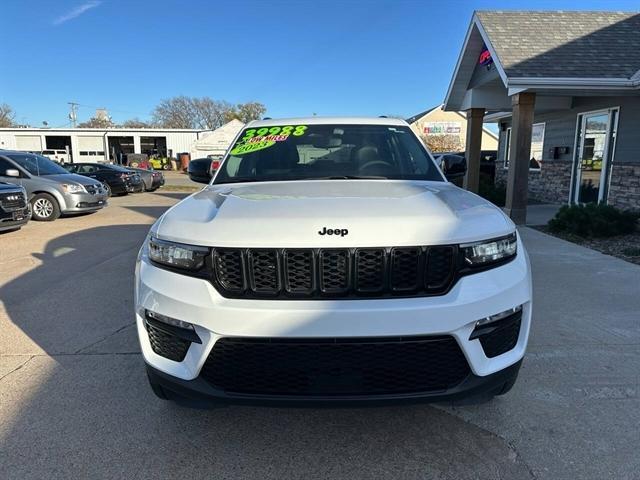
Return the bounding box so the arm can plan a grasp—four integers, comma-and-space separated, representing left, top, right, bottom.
0, 192, 638, 480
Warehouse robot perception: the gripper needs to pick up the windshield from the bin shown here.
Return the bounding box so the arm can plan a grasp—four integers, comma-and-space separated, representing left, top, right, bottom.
7, 153, 69, 176
213, 124, 443, 184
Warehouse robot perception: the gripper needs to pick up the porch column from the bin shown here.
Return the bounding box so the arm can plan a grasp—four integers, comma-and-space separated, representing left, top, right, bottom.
504, 92, 536, 225
463, 108, 485, 193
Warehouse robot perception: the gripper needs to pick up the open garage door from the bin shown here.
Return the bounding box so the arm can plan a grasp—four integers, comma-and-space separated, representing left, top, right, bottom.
108, 136, 134, 164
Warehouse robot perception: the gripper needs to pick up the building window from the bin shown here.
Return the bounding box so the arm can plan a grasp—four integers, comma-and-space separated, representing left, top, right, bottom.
504, 123, 545, 170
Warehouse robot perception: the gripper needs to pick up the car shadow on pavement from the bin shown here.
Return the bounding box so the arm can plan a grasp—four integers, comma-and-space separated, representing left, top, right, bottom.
0, 221, 536, 479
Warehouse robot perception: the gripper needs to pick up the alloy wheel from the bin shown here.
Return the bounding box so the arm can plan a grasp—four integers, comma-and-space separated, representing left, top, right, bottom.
33, 198, 54, 218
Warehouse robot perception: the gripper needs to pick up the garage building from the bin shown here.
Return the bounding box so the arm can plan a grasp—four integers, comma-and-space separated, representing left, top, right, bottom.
0, 127, 207, 164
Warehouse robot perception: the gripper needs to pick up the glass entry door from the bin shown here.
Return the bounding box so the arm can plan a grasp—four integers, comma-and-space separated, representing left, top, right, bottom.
573, 109, 617, 204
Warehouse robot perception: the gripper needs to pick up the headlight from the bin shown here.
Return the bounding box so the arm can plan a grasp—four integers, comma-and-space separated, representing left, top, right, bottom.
461, 232, 517, 267
62, 183, 85, 194
148, 236, 209, 271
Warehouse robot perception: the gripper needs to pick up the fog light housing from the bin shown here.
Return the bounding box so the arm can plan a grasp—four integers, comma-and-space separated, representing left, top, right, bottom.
144, 310, 202, 362
469, 305, 523, 358
146, 309, 195, 331
473, 305, 523, 330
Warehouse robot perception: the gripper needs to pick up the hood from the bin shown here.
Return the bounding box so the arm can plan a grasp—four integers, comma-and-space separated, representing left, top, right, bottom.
37, 174, 101, 187
154, 180, 515, 248
0, 181, 23, 191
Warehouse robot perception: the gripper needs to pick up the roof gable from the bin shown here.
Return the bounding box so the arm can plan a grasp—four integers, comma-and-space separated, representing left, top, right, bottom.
476, 10, 640, 80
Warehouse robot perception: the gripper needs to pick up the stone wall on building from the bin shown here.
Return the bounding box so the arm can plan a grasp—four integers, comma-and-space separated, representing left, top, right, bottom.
608, 163, 640, 211
495, 160, 640, 210
495, 159, 572, 204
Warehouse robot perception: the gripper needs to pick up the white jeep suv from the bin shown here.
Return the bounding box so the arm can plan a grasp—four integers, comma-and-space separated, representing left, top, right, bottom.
135, 117, 531, 405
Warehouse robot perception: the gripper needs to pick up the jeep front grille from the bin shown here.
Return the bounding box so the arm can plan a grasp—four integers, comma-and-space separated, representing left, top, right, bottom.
211, 246, 457, 299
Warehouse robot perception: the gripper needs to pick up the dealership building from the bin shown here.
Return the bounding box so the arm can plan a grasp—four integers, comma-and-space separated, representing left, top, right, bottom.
407, 104, 498, 152
0, 127, 207, 163
445, 10, 640, 222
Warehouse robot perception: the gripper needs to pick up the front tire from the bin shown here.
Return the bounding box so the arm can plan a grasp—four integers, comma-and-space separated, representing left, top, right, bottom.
30, 193, 60, 221
102, 183, 112, 197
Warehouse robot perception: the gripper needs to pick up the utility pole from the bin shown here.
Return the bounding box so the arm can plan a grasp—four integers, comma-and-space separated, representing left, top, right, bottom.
68, 102, 78, 127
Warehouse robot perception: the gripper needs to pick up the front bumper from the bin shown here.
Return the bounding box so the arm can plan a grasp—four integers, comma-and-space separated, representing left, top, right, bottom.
0, 206, 30, 231
127, 181, 144, 193
135, 237, 532, 402
147, 358, 522, 406
61, 192, 107, 213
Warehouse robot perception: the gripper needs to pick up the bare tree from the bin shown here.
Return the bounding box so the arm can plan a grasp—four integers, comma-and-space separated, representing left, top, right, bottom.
193, 98, 234, 130
77, 116, 115, 128
224, 102, 267, 123
151, 96, 197, 129
0, 103, 16, 128
152, 97, 266, 130
121, 118, 154, 128
422, 134, 463, 153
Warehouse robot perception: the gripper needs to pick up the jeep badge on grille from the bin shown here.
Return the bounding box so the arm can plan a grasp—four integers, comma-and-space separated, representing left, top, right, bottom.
318, 227, 348, 236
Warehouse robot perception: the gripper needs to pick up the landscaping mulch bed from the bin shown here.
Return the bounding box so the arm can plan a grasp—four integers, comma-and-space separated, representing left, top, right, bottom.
534, 226, 640, 265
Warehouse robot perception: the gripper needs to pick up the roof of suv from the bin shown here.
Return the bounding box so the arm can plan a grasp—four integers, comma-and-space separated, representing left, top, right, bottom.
0, 149, 33, 155
245, 116, 410, 128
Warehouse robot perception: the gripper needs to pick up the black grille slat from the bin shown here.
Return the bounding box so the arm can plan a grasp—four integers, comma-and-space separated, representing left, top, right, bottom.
319, 249, 350, 294
201, 335, 470, 396
211, 246, 458, 299
247, 250, 280, 294
284, 250, 314, 294
390, 248, 422, 292
355, 249, 385, 293
425, 246, 455, 291
213, 249, 245, 292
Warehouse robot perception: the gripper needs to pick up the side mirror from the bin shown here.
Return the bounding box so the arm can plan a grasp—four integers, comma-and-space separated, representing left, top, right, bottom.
441, 155, 467, 181
189, 174, 211, 184
5, 169, 20, 178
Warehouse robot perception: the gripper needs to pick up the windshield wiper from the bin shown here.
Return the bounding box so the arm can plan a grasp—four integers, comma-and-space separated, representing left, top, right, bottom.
213, 178, 265, 185
214, 175, 388, 184
300, 175, 388, 180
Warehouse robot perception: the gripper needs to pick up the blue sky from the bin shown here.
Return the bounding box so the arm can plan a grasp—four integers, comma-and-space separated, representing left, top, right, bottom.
2, 0, 638, 126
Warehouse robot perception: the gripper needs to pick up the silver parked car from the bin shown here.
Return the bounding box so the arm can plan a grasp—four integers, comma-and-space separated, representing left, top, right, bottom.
0, 150, 108, 221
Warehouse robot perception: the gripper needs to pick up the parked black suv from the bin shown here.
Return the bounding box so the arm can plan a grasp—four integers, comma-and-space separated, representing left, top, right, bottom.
0, 181, 30, 232
64, 163, 144, 196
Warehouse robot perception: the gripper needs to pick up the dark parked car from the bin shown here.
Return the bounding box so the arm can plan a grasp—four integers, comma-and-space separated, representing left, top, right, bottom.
65, 163, 144, 196
128, 167, 165, 191
0, 181, 30, 232
188, 157, 221, 184
437, 150, 497, 183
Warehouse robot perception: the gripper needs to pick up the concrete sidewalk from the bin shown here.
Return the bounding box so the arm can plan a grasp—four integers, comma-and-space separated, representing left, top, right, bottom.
526, 204, 562, 226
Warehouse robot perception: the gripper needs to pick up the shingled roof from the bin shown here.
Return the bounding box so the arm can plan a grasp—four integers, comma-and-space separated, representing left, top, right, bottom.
444, 11, 640, 111
477, 11, 640, 79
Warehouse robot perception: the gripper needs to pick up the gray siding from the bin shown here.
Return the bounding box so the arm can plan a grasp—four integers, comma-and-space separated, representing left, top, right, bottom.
496, 95, 640, 167
494, 95, 640, 207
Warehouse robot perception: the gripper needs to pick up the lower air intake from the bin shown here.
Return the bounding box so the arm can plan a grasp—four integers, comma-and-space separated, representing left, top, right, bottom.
200, 335, 470, 396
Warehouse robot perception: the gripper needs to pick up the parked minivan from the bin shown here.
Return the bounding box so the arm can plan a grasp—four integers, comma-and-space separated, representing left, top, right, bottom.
0, 150, 108, 221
